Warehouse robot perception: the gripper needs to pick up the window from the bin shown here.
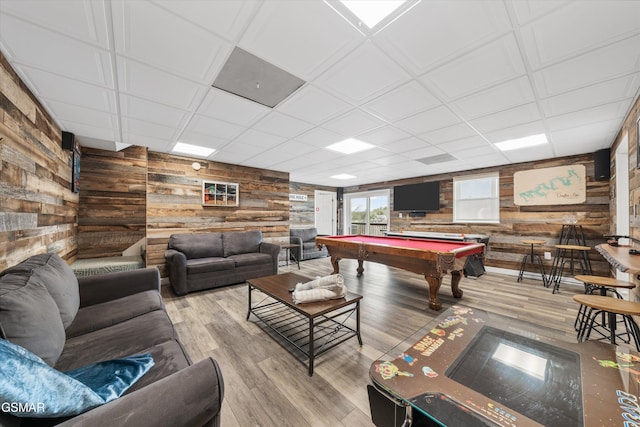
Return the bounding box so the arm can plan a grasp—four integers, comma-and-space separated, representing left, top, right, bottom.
344, 190, 390, 236
453, 173, 499, 223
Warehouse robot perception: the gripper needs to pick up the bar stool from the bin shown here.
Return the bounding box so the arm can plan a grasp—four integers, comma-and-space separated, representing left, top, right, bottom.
573, 295, 640, 350
573, 275, 636, 331
549, 244, 592, 293
517, 240, 547, 286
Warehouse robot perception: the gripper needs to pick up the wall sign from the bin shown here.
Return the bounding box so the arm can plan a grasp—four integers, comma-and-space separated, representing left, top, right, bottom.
514, 165, 586, 206
289, 194, 308, 201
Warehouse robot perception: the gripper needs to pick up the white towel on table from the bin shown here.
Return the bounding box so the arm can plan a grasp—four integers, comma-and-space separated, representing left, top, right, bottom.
294, 274, 344, 292
292, 286, 346, 304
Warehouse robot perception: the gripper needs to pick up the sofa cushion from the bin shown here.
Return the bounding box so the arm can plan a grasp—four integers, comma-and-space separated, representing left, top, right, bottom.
223, 230, 262, 257
55, 310, 176, 371
2, 253, 79, 328
186, 257, 235, 275
65, 290, 164, 339
125, 340, 191, 394
227, 253, 273, 268
0, 272, 66, 366
169, 233, 223, 259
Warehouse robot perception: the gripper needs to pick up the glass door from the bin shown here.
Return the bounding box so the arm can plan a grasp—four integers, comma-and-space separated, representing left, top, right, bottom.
345, 190, 389, 236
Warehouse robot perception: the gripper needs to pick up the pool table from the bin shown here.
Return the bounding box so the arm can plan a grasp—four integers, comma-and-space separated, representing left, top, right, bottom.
316, 235, 485, 311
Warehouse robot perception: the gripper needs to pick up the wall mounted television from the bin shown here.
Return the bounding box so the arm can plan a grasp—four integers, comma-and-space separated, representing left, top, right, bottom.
393, 181, 440, 212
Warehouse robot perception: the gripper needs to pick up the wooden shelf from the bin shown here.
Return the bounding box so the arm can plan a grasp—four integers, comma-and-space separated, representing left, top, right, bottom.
595, 244, 640, 275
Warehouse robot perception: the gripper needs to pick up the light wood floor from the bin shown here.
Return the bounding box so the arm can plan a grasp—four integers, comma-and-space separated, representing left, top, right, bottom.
162, 258, 586, 427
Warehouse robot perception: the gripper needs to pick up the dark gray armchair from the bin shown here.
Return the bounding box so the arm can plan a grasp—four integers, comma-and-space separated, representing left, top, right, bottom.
289, 228, 328, 261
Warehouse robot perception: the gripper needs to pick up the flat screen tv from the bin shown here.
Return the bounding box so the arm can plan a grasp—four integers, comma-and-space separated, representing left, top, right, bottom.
393, 181, 440, 212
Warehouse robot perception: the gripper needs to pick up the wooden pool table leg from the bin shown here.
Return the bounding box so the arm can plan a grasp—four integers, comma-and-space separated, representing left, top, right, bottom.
425, 275, 443, 311
450, 270, 463, 299
330, 256, 341, 274
356, 259, 364, 277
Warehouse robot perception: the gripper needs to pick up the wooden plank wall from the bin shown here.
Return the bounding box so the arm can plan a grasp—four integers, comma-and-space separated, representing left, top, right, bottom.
289, 181, 337, 227
0, 51, 77, 271
345, 153, 611, 276
77, 146, 147, 259
609, 93, 640, 299
146, 152, 290, 277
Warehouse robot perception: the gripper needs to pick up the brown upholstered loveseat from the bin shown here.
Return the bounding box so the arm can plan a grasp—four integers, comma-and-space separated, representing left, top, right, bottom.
0, 253, 224, 426
164, 230, 280, 296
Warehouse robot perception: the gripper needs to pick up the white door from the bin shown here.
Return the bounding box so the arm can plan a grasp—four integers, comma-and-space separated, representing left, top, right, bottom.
615, 135, 630, 282
315, 191, 336, 235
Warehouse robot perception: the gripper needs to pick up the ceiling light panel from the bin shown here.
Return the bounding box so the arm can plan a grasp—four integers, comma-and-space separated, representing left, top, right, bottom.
340, 0, 406, 28
494, 134, 548, 151
172, 142, 215, 157
326, 139, 376, 154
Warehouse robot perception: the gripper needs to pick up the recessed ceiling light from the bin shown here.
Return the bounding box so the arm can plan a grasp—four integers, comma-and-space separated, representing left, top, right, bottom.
339, 0, 406, 28
331, 174, 356, 180
172, 142, 215, 157
495, 134, 548, 152
326, 138, 375, 155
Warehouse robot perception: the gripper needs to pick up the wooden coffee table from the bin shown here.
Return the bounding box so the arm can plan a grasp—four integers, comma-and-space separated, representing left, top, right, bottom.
246, 272, 362, 376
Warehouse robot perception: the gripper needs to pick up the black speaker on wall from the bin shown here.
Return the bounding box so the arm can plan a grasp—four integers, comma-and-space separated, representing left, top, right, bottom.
593, 148, 611, 181
337, 187, 344, 201
61, 131, 75, 151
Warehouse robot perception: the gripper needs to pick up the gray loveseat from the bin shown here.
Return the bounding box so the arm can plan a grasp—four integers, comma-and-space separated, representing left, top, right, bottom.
0, 253, 224, 427
165, 230, 280, 296
289, 227, 328, 261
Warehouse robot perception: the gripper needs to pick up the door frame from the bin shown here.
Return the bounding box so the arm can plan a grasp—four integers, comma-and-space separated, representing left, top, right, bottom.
314, 190, 337, 235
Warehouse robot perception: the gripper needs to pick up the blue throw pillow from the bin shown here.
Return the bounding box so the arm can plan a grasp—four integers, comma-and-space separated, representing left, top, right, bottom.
0, 339, 153, 418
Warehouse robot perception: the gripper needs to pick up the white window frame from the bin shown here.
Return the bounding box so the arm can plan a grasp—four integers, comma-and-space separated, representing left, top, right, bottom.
453, 172, 500, 224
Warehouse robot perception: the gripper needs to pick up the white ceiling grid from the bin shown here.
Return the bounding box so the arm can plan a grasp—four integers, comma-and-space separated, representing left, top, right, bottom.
0, 0, 639, 186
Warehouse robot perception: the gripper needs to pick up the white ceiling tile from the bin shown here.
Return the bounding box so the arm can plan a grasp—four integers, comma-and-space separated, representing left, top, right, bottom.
435, 135, 490, 153
277, 85, 351, 124
541, 75, 640, 117
395, 106, 460, 134
375, 0, 511, 74
314, 41, 411, 104
16, 66, 117, 113
322, 109, 385, 136
153, 0, 259, 42
44, 99, 117, 130
362, 80, 441, 122
471, 103, 541, 133
510, 0, 571, 26
197, 89, 269, 126
0, 0, 109, 48
546, 101, 629, 132
0, 14, 113, 86
502, 143, 554, 163
293, 127, 345, 148
485, 121, 547, 145
451, 144, 498, 160
419, 122, 478, 144
452, 76, 535, 119
421, 34, 526, 100
125, 135, 172, 152
58, 120, 117, 142
210, 151, 252, 165
532, 35, 640, 97
378, 138, 431, 153
520, 1, 640, 70
122, 117, 176, 141
409, 145, 448, 160
120, 94, 189, 128
177, 131, 229, 150
272, 141, 318, 156
357, 126, 412, 145
239, 0, 363, 80
185, 115, 244, 139
233, 129, 286, 148
112, 0, 232, 83
117, 58, 207, 109
252, 112, 314, 139
550, 119, 618, 156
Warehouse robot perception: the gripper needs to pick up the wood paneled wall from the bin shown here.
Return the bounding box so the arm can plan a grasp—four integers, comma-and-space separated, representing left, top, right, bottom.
77, 146, 147, 259
609, 93, 640, 298
146, 152, 290, 276
345, 154, 611, 276
289, 182, 337, 227
0, 51, 77, 271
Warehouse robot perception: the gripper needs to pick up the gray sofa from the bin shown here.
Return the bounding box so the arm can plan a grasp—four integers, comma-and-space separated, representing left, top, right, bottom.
165, 230, 280, 296
0, 253, 224, 427
289, 227, 328, 261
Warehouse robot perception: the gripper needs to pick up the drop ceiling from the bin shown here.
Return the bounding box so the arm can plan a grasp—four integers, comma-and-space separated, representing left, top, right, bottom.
1, 0, 639, 187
